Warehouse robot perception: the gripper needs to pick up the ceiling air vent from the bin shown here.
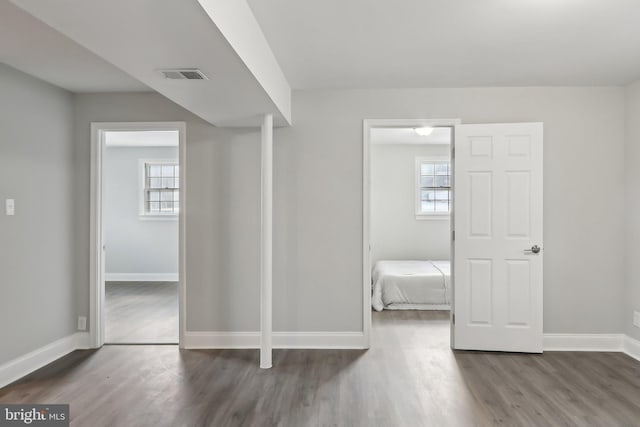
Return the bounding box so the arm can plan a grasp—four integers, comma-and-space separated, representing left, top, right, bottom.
157, 69, 209, 80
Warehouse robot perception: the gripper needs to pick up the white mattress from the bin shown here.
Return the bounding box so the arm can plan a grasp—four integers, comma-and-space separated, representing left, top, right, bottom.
372, 260, 450, 311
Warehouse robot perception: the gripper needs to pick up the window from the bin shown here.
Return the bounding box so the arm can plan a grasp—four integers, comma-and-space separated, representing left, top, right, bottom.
142, 161, 179, 216
416, 158, 451, 217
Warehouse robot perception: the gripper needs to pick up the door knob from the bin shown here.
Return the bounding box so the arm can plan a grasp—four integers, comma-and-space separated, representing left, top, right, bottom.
524, 245, 541, 254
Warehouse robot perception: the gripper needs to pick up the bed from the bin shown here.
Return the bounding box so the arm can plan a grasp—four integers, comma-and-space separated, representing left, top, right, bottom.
371, 260, 450, 311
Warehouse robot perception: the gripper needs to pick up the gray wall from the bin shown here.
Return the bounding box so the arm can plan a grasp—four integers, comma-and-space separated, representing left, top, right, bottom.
273, 87, 626, 334
104, 146, 179, 278
371, 144, 450, 264
0, 64, 76, 364
625, 81, 640, 341
73, 87, 626, 336
73, 93, 261, 332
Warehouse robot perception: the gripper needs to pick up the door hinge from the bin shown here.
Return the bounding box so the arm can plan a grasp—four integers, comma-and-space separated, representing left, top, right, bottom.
452, 147, 455, 158
452, 313, 455, 324
452, 230, 455, 241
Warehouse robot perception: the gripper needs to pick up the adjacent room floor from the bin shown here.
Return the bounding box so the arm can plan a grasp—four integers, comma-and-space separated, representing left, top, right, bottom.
105, 281, 178, 344
2, 311, 640, 426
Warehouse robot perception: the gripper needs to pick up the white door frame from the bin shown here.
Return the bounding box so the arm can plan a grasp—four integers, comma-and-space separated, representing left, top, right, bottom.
89, 121, 187, 348
362, 118, 461, 348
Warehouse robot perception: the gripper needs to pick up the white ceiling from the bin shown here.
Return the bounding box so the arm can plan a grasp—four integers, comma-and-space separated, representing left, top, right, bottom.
105, 131, 179, 148
10, 0, 291, 127
371, 127, 451, 145
247, 0, 640, 89
0, 1, 148, 93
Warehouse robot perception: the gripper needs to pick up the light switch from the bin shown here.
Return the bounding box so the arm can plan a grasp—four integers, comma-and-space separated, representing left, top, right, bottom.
5, 199, 15, 216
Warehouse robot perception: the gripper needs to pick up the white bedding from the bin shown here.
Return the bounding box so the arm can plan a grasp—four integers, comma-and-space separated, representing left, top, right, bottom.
372, 260, 450, 311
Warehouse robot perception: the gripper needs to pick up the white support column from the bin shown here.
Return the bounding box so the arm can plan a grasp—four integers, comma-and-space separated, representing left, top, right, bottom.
260, 113, 273, 369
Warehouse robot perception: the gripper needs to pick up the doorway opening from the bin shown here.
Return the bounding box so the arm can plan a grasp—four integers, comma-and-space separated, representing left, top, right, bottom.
363, 119, 459, 349
90, 122, 186, 347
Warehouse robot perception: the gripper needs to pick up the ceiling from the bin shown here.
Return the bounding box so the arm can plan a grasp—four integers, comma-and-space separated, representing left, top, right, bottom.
371, 127, 451, 145
0, 1, 148, 93
247, 0, 640, 89
105, 131, 179, 148
7, 0, 291, 127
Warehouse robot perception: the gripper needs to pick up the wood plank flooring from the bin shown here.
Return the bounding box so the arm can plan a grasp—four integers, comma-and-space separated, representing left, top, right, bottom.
2, 310, 640, 426
105, 281, 178, 343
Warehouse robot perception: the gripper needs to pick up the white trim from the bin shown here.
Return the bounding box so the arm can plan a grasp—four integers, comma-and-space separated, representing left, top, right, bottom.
183, 331, 367, 350
2, 332, 639, 389
0, 333, 89, 388
543, 333, 624, 352
363, 118, 462, 351
260, 114, 273, 369
90, 122, 187, 350
624, 335, 640, 362
104, 273, 179, 282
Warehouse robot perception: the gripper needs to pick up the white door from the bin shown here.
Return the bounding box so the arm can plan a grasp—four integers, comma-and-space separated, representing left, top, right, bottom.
453, 123, 543, 353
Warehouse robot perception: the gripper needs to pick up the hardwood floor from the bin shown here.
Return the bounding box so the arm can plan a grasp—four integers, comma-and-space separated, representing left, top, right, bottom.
105, 281, 178, 343
2, 311, 640, 426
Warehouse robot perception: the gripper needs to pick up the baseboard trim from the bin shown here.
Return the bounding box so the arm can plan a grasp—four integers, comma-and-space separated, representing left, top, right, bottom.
105, 273, 178, 282
624, 335, 640, 362
183, 331, 367, 350
543, 333, 624, 352
3, 332, 638, 388
0, 332, 90, 389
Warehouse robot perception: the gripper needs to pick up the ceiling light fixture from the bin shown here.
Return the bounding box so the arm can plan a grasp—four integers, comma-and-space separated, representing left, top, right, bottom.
414, 126, 434, 136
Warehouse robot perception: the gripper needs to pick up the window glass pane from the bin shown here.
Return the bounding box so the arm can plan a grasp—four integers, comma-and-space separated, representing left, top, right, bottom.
435, 201, 449, 212
160, 201, 173, 211
149, 165, 162, 177
421, 176, 435, 187
173, 190, 179, 201
435, 190, 449, 201
421, 163, 434, 175
161, 165, 174, 177
421, 201, 435, 213
149, 178, 162, 188
435, 163, 448, 175
162, 177, 174, 188
421, 189, 434, 202
149, 191, 160, 202
161, 191, 173, 202
435, 175, 450, 187
174, 178, 180, 189
149, 201, 160, 212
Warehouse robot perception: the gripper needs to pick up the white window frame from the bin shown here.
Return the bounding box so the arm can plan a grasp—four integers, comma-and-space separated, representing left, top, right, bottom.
139, 158, 179, 220
415, 156, 451, 220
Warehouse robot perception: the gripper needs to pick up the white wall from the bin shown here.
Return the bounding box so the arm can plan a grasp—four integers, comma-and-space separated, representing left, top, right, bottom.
625, 81, 640, 341
73, 93, 261, 332
371, 144, 450, 264
72, 87, 626, 337
103, 146, 178, 280
0, 64, 76, 364
273, 87, 625, 334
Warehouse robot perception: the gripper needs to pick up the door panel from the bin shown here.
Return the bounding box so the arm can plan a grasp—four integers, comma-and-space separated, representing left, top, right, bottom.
454, 123, 543, 353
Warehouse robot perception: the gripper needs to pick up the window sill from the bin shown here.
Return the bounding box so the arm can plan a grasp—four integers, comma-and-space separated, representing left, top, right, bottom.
139, 214, 179, 221
415, 214, 450, 221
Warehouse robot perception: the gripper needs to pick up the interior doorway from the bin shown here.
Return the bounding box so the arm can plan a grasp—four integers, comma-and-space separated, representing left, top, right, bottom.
364, 119, 544, 353
363, 119, 458, 349
90, 122, 186, 347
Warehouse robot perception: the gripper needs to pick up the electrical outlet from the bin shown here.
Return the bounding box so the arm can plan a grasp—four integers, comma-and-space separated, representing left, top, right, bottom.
634, 311, 640, 329
77, 316, 87, 331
